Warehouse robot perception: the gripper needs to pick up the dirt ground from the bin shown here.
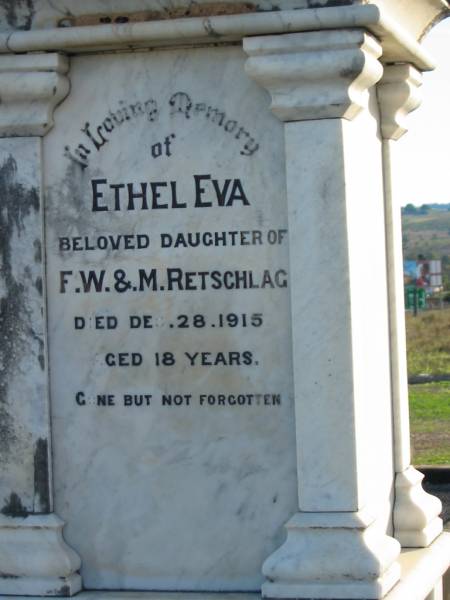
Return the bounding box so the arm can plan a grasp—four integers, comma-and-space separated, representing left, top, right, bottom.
422, 477, 450, 526
412, 427, 450, 462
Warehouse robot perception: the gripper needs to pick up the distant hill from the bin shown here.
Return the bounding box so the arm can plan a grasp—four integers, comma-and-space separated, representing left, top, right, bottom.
402, 203, 450, 216
402, 205, 450, 291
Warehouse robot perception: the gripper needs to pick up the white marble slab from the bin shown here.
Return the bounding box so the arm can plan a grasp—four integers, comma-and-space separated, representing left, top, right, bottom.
43, 46, 297, 590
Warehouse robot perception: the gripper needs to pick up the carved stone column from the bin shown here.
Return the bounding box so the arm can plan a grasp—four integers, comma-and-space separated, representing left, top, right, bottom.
0, 54, 82, 596
377, 64, 443, 548
244, 30, 401, 599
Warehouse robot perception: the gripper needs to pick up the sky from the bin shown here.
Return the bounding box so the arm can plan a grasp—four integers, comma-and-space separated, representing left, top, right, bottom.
396, 17, 450, 207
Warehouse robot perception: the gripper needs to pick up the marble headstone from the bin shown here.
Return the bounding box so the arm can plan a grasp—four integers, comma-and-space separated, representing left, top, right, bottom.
44, 47, 297, 590
1, 2, 449, 599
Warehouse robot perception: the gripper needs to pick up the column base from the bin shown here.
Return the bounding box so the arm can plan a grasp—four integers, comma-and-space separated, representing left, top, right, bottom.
394, 466, 443, 547
0, 574, 81, 597
0, 513, 82, 596
262, 509, 401, 600
263, 570, 400, 600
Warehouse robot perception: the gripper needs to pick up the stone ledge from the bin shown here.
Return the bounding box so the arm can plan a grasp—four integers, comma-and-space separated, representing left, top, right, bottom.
4, 533, 449, 600
2, 0, 449, 43
0, 5, 437, 71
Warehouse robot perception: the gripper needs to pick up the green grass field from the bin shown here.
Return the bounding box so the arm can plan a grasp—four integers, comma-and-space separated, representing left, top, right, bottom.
406, 310, 450, 464
409, 382, 450, 465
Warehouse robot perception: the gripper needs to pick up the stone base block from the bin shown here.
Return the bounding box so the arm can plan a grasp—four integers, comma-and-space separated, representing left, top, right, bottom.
0, 513, 82, 596
394, 466, 443, 547
2, 533, 450, 598
263, 563, 400, 599
396, 516, 443, 548
261, 509, 401, 599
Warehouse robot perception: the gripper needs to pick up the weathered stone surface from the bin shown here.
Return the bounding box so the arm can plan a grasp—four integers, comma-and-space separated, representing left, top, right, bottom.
0, 138, 50, 517
0, 72, 82, 599
44, 46, 297, 590
0, 513, 81, 595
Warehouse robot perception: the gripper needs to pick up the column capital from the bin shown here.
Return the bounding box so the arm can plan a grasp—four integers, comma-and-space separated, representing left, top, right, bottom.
377, 64, 422, 141
0, 53, 69, 137
244, 29, 383, 122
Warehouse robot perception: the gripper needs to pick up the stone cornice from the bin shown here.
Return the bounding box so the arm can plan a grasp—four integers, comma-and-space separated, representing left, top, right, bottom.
0, 5, 437, 72
244, 30, 383, 122
377, 64, 423, 141
0, 54, 70, 137
3, 1, 448, 43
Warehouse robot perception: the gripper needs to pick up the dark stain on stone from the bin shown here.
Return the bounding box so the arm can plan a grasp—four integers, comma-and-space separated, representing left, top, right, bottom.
307, 0, 353, 7
38, 352, 45, 371
340, 67, 358, 78
340, 56, 363, 79
35, 276, 43, 296
1, 492, 28, 517
33, 239, 42, 263
0, 0, 35, 30
0, 155, 40, 463
203, 17, 221, 38
57, 584, 70, 597
69, 3, 256, 26
34, 437, 50, 513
